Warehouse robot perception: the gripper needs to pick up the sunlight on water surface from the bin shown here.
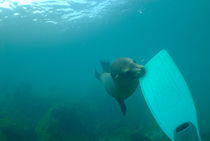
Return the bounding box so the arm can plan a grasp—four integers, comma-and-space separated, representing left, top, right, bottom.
0, 0, 127, 24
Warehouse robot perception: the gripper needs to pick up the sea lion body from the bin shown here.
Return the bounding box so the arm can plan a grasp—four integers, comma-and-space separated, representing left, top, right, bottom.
95, 58, 145, 115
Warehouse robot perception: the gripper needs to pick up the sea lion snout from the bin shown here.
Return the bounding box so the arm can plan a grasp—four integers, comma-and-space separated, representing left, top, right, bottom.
132, 63, 145, 78
123, 61, 145, 79
111, 58, 145, 80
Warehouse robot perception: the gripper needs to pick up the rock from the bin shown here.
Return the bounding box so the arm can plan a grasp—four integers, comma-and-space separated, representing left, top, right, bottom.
36, 104, 96, 141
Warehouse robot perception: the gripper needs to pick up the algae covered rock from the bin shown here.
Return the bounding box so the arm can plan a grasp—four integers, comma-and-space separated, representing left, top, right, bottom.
144, 123, 170, 141
94, 118, 170, 141
0, 130, 8, 141
0, 117, 36, 141
201, 132, 210, 141
96, 125, 152, 141
130, 132, 151, 141
95, 119, 151, 141
36, 104, 96, 141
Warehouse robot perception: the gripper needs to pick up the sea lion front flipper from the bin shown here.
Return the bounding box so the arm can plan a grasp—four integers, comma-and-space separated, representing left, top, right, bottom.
116, 99, 126, 116
95, 60, 111, 80
100, 60, 111, 73
95, 69, 100, 80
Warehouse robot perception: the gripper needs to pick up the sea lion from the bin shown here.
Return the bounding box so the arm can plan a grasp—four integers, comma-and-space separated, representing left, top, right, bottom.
95, 58, 145, 115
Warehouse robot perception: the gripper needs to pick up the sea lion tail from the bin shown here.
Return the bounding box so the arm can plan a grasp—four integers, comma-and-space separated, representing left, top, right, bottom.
116, 99, 126, 116
100, 60, 111, 73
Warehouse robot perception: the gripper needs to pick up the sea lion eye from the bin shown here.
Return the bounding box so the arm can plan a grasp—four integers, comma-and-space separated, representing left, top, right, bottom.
133, 60, 137, 63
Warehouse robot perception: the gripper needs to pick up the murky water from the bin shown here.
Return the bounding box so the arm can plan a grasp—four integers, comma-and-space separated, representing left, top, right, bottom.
0, 0, 210, 140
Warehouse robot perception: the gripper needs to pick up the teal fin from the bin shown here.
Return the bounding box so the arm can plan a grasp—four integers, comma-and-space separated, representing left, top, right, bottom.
140, 50, 201, 141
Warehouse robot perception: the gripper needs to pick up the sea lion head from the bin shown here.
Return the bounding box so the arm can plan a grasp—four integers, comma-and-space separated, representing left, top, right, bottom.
111, 58, 145, 81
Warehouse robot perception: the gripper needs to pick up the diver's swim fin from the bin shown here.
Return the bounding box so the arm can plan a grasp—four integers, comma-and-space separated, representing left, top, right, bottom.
116, 99, 126, 116
140, 50, 201, 141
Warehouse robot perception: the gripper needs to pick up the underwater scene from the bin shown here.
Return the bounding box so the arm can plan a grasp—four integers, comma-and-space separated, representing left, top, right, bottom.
0, 0, 210, 140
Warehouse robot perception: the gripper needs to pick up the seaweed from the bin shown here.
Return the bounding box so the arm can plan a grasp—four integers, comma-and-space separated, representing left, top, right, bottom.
0, 117, 37, 141
130, 132, 151, 141
36, 104, 96, 141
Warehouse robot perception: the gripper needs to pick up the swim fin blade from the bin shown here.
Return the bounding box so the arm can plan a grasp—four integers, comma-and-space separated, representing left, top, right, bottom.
140, 50, 201, 141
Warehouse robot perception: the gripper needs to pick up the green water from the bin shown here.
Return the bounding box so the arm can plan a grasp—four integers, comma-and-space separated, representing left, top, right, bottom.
0, 0, 210, 140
